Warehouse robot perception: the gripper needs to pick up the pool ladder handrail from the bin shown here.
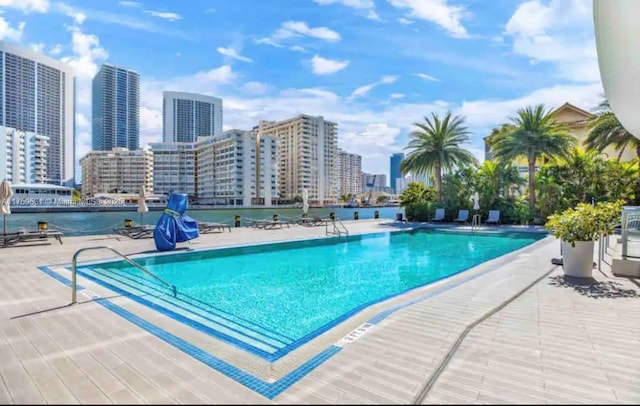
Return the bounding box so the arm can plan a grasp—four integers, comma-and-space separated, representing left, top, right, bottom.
71, 246, 177, 304
326, 217, 349, 237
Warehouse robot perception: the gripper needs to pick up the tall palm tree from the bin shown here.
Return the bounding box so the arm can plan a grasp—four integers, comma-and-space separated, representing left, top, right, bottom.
401, 112, 478, 202
586, 98, 640, 159
491, 104, 576, 208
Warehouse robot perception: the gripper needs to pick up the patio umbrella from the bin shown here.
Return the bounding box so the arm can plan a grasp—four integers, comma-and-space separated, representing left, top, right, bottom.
137, 186, 149, 225
302, 188, 309, 216
0, 179, 12, 238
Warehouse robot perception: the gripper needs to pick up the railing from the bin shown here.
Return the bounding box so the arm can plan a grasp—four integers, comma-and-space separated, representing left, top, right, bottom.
621, 206, 640, 259
326, 217, 349, 237
71, 246, 177, 304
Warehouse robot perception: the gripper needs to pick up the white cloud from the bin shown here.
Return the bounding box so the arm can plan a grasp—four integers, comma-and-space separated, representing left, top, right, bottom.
0, 18, 25, 42
0, 0, 49, 13
390, 93, 406, 99
256, 21, 341, 47
388, 0, 469, 39
313, 0, 380, 20
397, 17, 413, 25
30, 43, 45, 53
415, 73, 440, 82
49, 44, 63, 55
118, 1, 141, 7
290, 45, 308, 52
310, 55, 349, 75
192, 65, 236, 84
242, 81, 269, 95
205, 8, 216, 13
217, 47, 253, 63
350, 75, 398, 98
144, 10, 182, 21
503, 0, 597, 82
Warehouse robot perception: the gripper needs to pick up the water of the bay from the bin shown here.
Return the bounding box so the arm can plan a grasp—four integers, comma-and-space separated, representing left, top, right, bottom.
5, 206, 405, 236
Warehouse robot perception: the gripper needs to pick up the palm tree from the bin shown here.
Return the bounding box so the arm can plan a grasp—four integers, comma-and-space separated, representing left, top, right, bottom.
401, 112, 478, 202
491, 104, 576, 208
586, 99, 640, 159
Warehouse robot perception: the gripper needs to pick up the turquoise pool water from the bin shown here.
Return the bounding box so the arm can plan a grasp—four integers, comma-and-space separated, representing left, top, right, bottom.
80, 229, 543, 357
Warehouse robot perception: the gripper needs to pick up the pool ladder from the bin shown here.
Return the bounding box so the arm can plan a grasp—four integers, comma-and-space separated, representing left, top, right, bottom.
70, 246, 177, 304
326, 217, 349, 237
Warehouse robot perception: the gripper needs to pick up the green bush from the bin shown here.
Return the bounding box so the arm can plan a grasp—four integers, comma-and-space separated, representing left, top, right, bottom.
405, 202, 433, 222
545, 200, 623, 246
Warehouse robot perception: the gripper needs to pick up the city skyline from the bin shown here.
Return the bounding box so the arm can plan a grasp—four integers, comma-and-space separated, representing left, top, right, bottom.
0, 0, 603, 181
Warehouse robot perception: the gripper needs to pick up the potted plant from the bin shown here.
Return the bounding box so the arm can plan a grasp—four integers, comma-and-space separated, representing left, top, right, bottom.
545, 200, 622, 278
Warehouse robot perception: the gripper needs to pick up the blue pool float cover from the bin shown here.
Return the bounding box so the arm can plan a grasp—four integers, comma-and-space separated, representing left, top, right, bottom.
154, 193, 199, 251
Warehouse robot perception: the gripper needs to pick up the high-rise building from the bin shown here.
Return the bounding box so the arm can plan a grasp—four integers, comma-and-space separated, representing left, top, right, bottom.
92, 64, 140, 151
337, 149, 362, 197
0, 127, 48, 184
149, 142, 197, 197
163, 91, 223, 143
80, 148, 153, 197
257, 114, 338, 205
196, 130, 278, 206
0, 41, 76, 186
390, 152, 404, 193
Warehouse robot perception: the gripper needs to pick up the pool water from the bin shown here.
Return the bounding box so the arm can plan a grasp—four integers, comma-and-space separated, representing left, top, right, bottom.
79, 229, 543, 358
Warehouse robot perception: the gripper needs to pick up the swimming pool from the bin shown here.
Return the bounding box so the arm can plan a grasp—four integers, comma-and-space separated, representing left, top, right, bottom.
76, 229, 544, 360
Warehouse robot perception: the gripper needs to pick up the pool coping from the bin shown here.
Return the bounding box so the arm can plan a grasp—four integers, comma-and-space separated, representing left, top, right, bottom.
38, 228, 554, 399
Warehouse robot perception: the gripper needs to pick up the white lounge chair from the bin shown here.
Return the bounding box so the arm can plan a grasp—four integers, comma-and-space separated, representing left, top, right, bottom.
453, 209, 469, 224
432, 208, 445, 222
485, 210, 501, 225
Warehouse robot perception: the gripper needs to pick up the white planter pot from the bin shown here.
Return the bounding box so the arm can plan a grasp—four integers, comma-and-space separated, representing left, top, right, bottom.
561, 240, 594, 278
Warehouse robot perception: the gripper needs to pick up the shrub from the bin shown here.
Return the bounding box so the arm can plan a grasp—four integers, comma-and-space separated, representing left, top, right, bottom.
545, 200, 623, 246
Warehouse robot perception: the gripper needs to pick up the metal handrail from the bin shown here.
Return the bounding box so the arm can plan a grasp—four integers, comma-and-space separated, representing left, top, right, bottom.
71, 246, 177, 304
326, 218, 349, 237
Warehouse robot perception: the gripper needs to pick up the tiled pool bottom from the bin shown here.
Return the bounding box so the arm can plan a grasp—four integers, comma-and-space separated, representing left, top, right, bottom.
71, 229, 544, 362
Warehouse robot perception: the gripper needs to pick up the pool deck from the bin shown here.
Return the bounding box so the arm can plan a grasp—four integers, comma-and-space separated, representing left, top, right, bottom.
1, 219, 639, 404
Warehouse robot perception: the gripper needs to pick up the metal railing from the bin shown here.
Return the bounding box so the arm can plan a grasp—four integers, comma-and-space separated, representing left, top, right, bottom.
71, 246, 177, 304
326, 218, 349, 237
621, 206, 640, 259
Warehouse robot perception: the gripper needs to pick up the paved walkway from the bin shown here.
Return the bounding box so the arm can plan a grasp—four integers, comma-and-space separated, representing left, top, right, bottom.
0, 220, 638, 404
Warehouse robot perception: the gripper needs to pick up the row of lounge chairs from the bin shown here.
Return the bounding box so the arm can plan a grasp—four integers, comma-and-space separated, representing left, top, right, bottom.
113, 221, 232, 239
1, 230, 63, 247
431, 208, 501, 225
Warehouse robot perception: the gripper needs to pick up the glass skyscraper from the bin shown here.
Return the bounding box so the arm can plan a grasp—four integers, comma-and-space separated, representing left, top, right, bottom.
162, 91, 223, 143
0, 41, 76, 186
390, 152, 404, 194
92, 64, 140, 151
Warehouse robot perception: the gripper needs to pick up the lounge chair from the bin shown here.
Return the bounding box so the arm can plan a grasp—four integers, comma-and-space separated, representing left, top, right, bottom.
198, 221, 231, 233
251, 219, 290, 230
1, 230, 63, 246
453, 210, 469, 224
113, 224, 155, 239
298, 216, 328, 227
432, 208, 445, 222
485, 210, 501, 225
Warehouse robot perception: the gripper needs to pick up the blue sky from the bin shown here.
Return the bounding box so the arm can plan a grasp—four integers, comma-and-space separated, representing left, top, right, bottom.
1, 0, 602, 181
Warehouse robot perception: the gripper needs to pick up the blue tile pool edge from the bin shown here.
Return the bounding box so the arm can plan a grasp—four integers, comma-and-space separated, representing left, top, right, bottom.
35, 234, 553, 400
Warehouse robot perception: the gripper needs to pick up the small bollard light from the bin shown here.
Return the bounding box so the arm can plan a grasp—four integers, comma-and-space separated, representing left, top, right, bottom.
235, 215, 241, 228
124, 218, 133, 228
273, 214, 279, 221
354, 211, 359, 220
329, 212, 335, 221
37, 221, 48, 231
374, 210, 380, 219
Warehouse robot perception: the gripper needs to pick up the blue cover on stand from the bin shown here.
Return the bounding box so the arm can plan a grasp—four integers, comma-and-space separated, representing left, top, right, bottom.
154, 193, 199, 251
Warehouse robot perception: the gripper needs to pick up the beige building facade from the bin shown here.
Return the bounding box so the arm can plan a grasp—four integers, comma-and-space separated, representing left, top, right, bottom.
337, 149, 362, 198
80, 148, 153, 197
257, 114, 338, 205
